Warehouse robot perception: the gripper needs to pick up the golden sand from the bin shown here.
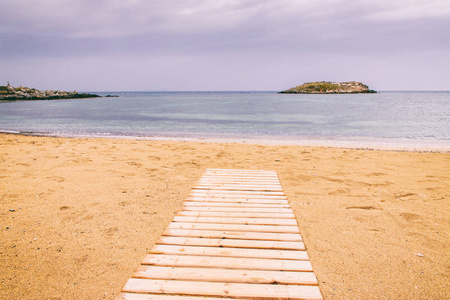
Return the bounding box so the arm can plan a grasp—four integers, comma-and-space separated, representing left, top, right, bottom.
0, 133, 449, 299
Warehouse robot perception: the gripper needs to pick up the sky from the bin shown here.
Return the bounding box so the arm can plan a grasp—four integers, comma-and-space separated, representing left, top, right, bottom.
1, 0, 449, 91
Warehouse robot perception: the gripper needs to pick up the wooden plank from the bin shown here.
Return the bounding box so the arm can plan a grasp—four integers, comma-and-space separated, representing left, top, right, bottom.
157, 237, 306, 250
194, 187, 284, 192
189, 192, 286, 198
188, 196, 288, 201
201, 176, 279, 180
196, 184, 282, 188
142, 254, 313, 271
122, 278, 323, 300
167, 222, 300, 233
117, 293, 245, 300
172, 216, 299, 226
189, 191, 286, 198
206, 168, 275, 172
196, 180, 280, 184
163, 229, 302, 241
191, 189, 283, 193
191, 189, 284, 194
149, 245, 308, 260
200, 178, 280, 182
184, 201, 290, 207
133, 265, 318, 285
204, 169, 277, 176
177, 211, 296, 219
197, 179, 281, 183
197, 179, 281, 184
187, 194, 287, 203
194, 186, 283, 192
181, 206, 293, 213
185, 197, 289, 204
206, 168, 276, 172
199, 175, 280, 179
205, 169, 276, 173
195, 182, 283, 191
203, 172, 278, 177
198, 180, 280, 185
201, 175, 279, 180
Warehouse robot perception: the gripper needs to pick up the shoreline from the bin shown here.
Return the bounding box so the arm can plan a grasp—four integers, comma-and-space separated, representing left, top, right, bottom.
1, 130, 449, 153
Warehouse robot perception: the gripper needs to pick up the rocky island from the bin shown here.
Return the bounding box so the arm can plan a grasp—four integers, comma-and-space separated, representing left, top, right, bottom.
0, 84, 100, 100
279, 81, 377, 94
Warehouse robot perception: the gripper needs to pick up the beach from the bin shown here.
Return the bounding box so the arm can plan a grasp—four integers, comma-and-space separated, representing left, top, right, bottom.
1, 133, 449, 299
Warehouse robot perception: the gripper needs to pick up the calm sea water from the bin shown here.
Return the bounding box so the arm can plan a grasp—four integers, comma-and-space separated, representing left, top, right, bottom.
0, 91, 449, 148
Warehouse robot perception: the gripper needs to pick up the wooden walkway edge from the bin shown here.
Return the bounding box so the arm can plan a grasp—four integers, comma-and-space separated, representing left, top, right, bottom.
117, 169, 323, 300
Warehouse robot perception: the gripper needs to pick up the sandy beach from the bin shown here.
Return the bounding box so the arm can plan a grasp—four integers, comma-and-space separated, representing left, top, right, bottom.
0, 133, 449, 299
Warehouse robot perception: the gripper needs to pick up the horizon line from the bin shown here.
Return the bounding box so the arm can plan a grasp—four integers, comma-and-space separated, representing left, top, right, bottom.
83, 89, 450, 93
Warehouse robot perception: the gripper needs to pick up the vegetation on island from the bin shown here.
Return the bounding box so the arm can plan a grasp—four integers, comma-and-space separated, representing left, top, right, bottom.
0, 84, 101, 100
279, 81, 377, 94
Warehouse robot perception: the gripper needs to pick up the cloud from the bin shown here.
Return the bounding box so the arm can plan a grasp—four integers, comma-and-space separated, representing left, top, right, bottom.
1, 0, 449, 90
361, 0, 450, 21
2, 0, 271, 37
3, 0, 449, 44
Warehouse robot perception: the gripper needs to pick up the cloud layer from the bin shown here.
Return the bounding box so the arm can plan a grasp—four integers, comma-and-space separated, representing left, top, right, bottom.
1, 0, 449, 90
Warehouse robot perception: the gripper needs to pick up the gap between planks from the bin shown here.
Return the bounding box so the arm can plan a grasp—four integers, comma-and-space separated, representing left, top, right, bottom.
183, 201, 291, 208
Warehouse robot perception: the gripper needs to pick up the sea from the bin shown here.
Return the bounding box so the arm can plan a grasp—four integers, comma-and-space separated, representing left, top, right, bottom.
0, 91, 449, 149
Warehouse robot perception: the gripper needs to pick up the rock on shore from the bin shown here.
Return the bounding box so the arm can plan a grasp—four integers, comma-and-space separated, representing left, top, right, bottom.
279, 81, 377, 94
0, 84, 100, 100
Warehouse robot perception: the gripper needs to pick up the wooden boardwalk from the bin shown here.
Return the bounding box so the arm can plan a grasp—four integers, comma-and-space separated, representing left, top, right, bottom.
117, 169, 323, 300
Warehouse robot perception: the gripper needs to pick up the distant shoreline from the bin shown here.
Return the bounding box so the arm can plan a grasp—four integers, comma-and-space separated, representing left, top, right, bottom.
0, 84, 101, 100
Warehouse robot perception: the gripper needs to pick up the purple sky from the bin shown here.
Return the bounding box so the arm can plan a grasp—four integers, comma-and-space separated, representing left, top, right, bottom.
1, 0, 449, 91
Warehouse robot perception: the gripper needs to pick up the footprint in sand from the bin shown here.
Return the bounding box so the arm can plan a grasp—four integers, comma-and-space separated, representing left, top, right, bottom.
104, 227, 119, 236
400, 212, 422, 221
365, 172, 387, 177
394, 193, 416, 200
148, 156, 161, 161
127, 161, 143, 167
328, 188, 350, 195
16, 163, 30, 167
47, 176, 65, 182
346, 206, 380, 210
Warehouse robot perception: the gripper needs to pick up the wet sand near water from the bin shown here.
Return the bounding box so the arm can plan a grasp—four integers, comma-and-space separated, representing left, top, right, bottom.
0, 133, 449, 299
